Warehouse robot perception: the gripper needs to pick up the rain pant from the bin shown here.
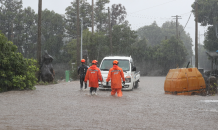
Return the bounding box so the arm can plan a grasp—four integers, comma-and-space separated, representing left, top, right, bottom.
111, 88, 122, 97
78, 64, 89, 88
106, 65, 125, 97
84, 65, 102, 88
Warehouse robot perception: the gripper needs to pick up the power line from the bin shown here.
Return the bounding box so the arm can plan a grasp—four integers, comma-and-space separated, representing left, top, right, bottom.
129, 0, 178, 14
183, 12, 192, 30
179, 12, 192, 35
127, 14, 173, 19
180, 11, 192, 16
127, 11, 192, 20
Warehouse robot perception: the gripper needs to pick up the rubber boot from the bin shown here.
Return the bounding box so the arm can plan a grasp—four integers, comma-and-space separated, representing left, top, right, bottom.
80, 85, 83, 90
85, 83, 87, 89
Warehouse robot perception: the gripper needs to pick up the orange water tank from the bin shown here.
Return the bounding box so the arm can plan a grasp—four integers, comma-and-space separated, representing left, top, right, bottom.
164, 68, 206, 95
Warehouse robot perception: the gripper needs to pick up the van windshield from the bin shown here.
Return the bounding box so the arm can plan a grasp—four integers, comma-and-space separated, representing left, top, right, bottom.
100, 59, 130, 71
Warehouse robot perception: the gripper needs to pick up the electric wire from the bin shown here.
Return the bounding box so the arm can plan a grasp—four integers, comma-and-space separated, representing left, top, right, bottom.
129, 0, 178, 14
183, 12, 192, 30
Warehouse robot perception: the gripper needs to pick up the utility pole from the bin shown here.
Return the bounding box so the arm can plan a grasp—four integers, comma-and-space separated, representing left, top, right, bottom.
195, 0, 198, 69
81, 18, 83, 60
76, 0, 80, 68
172, 15, 181, 68
171, 15, 181, 39
92, 0, 94, 34
37, 0, 42, 82
108, 7, 112, 55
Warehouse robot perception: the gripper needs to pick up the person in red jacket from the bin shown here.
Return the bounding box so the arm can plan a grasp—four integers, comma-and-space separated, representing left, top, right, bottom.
84, 60, 103, 95
106, 60, 125, 97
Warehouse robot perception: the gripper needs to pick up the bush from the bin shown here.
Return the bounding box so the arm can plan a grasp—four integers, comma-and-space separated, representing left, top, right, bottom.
70, 63, 79, 80
0, 33, 39, 92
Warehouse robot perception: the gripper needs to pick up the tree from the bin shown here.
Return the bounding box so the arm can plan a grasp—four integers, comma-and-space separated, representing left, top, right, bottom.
0, 32, 38, 92
64, 29, 110, 66
112, 21, 137, 55
39, 9, 65, 63
162, 21, 193, 61
204, 26, 218, 51
198, 44, 211, 70
191, 0, 218, 53
65, 0, 92, 38
137, 21, 163, 46
94, 0, 110, 32
0, 0, 23, 41
0, 1, 37, 59
137, 21, 193, 62
111, 3, 127, 28
157, 36, 187, 74
131, 38, 149, 62
13, 7, 37, 58
191, 0, 218, 26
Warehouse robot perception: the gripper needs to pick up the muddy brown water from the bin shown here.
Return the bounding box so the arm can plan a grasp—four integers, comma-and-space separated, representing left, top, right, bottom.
0, 77, 218, 130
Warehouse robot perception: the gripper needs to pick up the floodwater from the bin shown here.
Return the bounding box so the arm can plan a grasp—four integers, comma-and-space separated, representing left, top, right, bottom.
0, 77, 218, 130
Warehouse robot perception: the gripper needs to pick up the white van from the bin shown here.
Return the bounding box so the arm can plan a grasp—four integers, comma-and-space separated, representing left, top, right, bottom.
98, 56, 140, 90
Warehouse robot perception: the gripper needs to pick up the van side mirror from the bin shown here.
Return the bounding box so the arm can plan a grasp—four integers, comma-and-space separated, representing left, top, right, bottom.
132, 66, 136, 71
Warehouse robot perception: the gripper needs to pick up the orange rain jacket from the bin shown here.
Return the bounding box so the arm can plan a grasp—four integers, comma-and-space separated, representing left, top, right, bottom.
84, 65, 102, 88
106, 65, 125, 88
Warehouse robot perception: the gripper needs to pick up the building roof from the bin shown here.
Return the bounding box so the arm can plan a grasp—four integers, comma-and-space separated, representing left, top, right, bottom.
206, 52, 218, 58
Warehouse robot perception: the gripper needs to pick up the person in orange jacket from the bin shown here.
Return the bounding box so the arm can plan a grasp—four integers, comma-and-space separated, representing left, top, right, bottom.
84, 60, 103, 95
106, 60, 125, 97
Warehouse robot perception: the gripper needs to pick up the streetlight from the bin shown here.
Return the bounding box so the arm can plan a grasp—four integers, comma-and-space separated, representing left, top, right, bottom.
72, 16, 83, 60
80, 18, 83, 60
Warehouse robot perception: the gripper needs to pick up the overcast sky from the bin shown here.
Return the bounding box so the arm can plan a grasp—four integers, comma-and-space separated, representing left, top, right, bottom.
22, 0, 207, 49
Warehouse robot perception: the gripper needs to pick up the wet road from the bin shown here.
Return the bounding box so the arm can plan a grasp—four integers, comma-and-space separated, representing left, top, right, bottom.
0, 77, 218, 130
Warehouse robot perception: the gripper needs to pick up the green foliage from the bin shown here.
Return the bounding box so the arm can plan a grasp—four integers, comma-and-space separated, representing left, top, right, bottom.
0, 0, 23, 41
70, 64, 79, 80
40, 9, 66, 63
83, 29, 110, 62
13, 7, 37, 59
131, 38, 150, 61
137, 21, 193, 61
198, 44, 211, 70
131, 36, 188, 75
191, 0, 218, 26
0, 0, 195, 78
208, 82, 217, 96
112, 22, 137, 56
65, 0, 92, 36
162, 21, 193, 60
204, 26, 218, 51
191, 0, 218, 69
137, 21, 163, 46
111, 4, 127, 27
0, 33, 38, 92
95, 0, 110, 32
64, 29, 110, 65
157, 36, 187, 71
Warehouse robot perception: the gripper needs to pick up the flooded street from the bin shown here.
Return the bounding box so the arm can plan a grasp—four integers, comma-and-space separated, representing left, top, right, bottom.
0, 76, 218, 130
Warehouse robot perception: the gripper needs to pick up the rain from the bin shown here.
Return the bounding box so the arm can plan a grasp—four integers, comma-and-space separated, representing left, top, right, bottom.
0, 0, 218, 129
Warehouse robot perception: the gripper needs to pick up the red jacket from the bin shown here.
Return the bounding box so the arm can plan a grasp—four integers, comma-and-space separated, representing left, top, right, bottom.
84, 65, 102, 88
106, 65, 125, 88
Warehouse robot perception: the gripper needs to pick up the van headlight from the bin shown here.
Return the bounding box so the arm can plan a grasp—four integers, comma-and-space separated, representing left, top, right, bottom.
125, 76, 131, 83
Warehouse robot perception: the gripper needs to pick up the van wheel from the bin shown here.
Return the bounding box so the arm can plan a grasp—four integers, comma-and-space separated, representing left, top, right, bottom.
131, 83, 134, 91
134, 81, 138, 89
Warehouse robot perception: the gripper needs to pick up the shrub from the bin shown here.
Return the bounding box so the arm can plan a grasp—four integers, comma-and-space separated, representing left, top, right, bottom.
0, 32, 39, 92
70, 62, 80, 80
